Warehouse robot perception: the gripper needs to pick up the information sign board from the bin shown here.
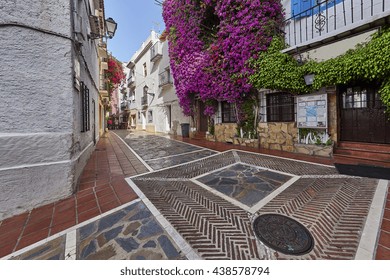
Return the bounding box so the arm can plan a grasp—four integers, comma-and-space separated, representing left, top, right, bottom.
297, 94, 327, 128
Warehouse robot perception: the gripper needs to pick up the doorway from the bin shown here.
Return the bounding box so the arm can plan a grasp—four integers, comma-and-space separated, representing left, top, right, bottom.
197, 100, 208, 133
339, 84, 390, 144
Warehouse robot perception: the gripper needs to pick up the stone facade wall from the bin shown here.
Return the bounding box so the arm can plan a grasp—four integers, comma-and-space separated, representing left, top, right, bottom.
327, 91, 338, 143
209, 117, 334, 156
259, 122, 298, 153
214, 123, 237, 142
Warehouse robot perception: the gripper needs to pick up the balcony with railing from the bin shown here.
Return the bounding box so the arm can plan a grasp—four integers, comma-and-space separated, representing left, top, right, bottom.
284, 0, 390, 52
127, 74, 135, 87
159, 69, 173, 88
141, 95, 148, 107
99, 74, 109, 96
120, 101, 129, 110
100, 57, 108, 70
150, 41, 163, 62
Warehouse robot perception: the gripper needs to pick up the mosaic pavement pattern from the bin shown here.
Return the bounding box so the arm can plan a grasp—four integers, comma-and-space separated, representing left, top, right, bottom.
132, 149, 379, 260
114, 131, 218, 170
76, 201, 185, 260
10, 236, 66, 260
197, 164, 292, 207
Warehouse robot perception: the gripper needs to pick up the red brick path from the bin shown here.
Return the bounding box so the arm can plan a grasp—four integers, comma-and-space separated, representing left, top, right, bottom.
0, 133, 147, 258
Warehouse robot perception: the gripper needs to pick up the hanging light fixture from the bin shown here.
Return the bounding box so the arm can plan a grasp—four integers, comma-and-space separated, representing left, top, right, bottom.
105, 17, 117, 39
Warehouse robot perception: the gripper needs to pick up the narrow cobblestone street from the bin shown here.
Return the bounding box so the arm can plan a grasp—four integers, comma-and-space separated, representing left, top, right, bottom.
1, 131, 389, 260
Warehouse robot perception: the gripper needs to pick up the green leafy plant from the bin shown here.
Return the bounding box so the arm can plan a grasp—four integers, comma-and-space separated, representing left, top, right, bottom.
236, 96, 259, 139
249, 28, 390, 112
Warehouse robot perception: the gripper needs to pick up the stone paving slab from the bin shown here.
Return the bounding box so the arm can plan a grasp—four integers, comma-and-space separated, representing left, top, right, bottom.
76, 201, 186, 260
197, 163, 293, 207
10, 236, 66, 260
114, 131, 207, 160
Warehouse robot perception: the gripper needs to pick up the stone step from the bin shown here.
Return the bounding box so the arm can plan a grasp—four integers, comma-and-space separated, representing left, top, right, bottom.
337, 141, 390, 153
333, 154, 390, 168
334, 148, 390, 162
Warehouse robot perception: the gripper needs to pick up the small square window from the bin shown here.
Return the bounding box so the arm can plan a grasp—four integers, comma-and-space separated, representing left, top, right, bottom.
143, 63, 147, 77
221, 102, 236, 123
266, 93, 295, 122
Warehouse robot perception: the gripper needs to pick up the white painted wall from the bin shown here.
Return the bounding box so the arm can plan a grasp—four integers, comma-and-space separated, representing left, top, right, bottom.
0, 0, 100, 220
126, 31, 189, 135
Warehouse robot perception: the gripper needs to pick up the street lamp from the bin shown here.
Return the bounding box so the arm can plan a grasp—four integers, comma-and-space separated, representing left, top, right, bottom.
304, 74, 315, 85
105, 17, 117, 39
89, 17, 118, 40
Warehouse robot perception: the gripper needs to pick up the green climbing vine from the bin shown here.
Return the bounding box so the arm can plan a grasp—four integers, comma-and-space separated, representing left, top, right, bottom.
236, 96, 260, 139
249, 27, 390, 112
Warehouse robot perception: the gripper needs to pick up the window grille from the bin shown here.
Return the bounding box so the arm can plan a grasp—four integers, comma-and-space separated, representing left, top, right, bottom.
266, 93, 295, 122
221, 102, 237, 123
80, 82, 90, 132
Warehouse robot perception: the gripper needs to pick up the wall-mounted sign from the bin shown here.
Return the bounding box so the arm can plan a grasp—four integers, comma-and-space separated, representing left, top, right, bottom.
297, 94, 327, 128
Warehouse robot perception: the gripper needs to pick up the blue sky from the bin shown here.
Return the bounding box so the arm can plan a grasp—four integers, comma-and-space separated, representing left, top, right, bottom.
104, 0, 165, 63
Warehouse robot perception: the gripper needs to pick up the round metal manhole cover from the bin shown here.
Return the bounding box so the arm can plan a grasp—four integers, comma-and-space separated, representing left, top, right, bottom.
253, 214, 314, 255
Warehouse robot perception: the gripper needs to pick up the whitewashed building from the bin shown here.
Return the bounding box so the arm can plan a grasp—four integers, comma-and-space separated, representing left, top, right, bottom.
0, 0, 110, 219
125, 31, 189, 135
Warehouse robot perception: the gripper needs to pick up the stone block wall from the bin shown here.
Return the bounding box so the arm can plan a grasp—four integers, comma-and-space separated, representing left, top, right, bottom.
327, 91, 338, 143
259, 122, 298, 153
294, 143, 333, 157
214, 123, 237, 142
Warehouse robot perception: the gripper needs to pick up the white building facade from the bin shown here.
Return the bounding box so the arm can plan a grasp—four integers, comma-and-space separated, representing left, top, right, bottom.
0, 0, 108, 219
125, 31, 189, 135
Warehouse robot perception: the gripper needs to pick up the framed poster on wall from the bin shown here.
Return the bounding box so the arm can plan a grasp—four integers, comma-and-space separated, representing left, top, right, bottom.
297, 94, 328, 128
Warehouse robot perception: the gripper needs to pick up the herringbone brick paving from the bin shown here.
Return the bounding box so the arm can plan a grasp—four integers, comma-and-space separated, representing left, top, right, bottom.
143, 151, 237, 179
130, 140, 381, 260
237, 151, 338, 176
132, 179, 259, 260
256, 177, 377, 259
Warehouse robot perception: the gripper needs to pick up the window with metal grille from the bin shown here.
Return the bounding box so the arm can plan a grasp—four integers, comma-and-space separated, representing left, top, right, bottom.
221, 102, 236, 123
80, 82, 90, 132
148, 110, 153, 123
266, 93, 295, 122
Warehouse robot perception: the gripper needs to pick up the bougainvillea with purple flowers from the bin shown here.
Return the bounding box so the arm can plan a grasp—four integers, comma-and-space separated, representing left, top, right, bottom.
162, 0, 283, 116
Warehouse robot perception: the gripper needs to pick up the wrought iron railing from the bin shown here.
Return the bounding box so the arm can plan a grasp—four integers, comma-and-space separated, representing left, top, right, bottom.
121, 101, 129, 110
284, 0, 389, 48
99, 74, 108, 91
150, 41, 163, 62
127, 75, 135, 86
159, 70, 173, 87
141, 95, 148, 106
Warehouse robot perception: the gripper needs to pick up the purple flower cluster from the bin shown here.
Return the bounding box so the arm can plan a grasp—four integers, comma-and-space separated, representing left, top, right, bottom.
163, 0, 283, 116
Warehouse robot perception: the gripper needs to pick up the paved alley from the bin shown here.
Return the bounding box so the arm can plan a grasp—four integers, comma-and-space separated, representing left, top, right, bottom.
1, 131, 389, 260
